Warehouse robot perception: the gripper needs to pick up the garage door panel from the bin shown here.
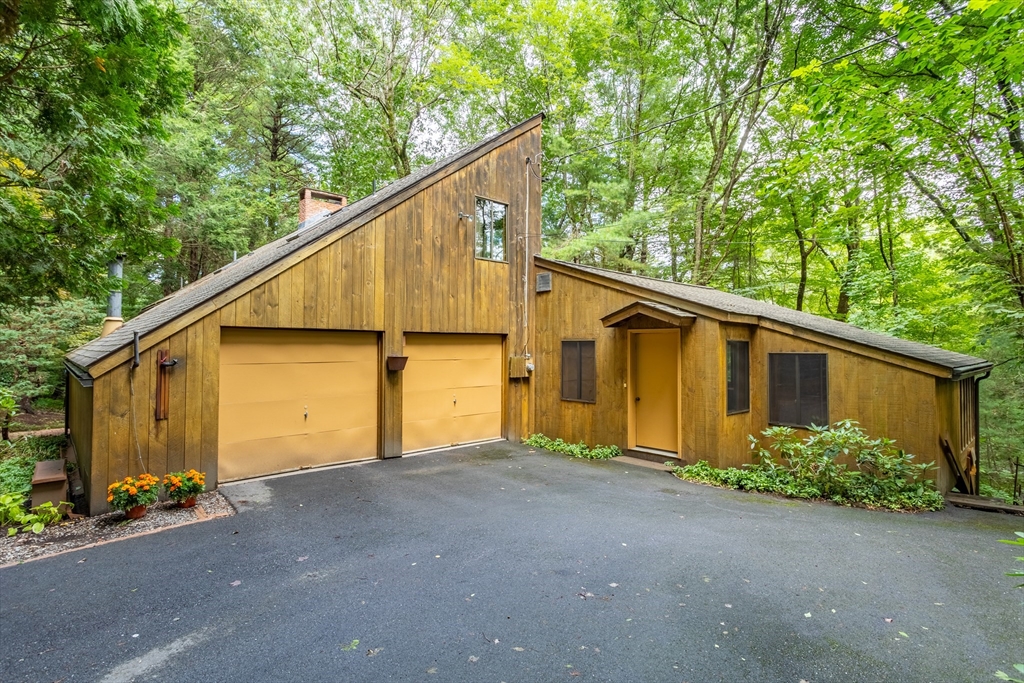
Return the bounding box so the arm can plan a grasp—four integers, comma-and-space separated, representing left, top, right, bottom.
452, 386, 502, 416
451, 413, 501, 444
218, 425, 376, 481
220, 362, 376, 405
401, 360, 460, 392
402, 334, 502, 453
450, 358, 502, 388
403, 418, 452, 454
221, 329, 377, 365
403, 389, 453, 422
220, 329, 378, 481
405, 335, 501, 360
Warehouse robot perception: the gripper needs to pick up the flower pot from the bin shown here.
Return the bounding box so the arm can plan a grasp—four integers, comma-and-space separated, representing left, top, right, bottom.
178, 496, 197, 509
125, 505, 147, 520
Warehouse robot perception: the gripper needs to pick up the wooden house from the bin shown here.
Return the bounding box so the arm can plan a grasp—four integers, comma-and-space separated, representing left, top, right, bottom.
65, 114, 990, 514
530, 258, 991, 495
65, 115, 542, 515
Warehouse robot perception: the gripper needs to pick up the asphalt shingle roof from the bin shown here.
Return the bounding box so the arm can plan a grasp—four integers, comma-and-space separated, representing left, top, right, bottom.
546, 259, 991, 377
67, 116, 542, 372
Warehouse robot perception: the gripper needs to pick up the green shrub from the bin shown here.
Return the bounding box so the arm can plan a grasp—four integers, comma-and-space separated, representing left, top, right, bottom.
670, 421, 944, 512
0, 492, 67, 535
523, 433, 622, 460
0, 435, 65, 495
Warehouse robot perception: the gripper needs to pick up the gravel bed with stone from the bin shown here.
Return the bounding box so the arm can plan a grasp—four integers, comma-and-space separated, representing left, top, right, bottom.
0, 491, 235, 567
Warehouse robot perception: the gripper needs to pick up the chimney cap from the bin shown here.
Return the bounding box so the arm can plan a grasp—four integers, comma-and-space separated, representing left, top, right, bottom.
298, 187, 348, 203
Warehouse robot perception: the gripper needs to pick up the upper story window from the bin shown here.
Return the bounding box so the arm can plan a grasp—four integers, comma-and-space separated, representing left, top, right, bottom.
769, 353, 828, 428
475, 197, 507, 261
726, 340, 750, 414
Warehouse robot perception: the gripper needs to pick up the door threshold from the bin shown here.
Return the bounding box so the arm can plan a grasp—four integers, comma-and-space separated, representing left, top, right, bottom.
632, 446, 678, 457
402, 437, 506, 457
626, 448, 681, 465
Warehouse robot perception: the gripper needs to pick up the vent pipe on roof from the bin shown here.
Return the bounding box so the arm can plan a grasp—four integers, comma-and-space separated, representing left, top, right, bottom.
101, 256, 125, 337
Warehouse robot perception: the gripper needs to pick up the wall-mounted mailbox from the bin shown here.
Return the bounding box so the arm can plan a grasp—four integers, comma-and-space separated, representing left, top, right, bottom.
386, 355, 409, 372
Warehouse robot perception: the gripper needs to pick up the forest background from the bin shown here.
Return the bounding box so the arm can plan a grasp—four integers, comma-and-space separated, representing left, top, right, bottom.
1, 0, 1021, 499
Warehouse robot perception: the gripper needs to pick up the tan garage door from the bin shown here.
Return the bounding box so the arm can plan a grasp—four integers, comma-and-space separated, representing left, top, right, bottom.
219, 328, 378, 481
402, 334, 503, 453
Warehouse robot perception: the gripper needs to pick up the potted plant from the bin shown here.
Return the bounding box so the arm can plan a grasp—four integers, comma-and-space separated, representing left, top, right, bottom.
163, 469, 205, 508
107, 474, 160, 519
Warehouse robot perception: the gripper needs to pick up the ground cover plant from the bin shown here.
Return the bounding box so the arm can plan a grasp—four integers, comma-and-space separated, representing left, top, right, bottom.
670, 421, 944, 512
523, 434, 622, 460
0, 493, 65, 535
0, 435, 65, 496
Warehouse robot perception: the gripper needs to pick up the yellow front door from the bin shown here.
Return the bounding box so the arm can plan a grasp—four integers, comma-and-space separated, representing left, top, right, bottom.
402, 334, 503, 453
632, 330, 679, 452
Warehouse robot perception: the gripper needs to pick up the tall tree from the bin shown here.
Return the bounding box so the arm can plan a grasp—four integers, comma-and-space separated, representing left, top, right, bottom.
0, 0, 187, 312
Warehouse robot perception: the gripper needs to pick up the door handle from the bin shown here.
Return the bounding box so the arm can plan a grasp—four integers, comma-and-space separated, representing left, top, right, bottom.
635, 396, 640, 402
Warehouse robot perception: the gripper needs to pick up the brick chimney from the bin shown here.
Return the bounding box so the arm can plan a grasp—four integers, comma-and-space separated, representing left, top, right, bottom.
298, 188, 347, 230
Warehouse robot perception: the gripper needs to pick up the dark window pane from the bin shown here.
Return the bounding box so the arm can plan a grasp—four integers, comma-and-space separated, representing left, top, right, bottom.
727, 341, 750, 414
561, 340, 596, 402
769, 354, 800, 426
799, 355, 828, 426
580, 341, 596, 402
562, 341, 579, 400
769, 353, 828, 428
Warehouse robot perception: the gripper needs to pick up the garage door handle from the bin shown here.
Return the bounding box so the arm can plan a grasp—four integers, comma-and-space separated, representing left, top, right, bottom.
453, 395, 457, 405
304, 406, 309, 419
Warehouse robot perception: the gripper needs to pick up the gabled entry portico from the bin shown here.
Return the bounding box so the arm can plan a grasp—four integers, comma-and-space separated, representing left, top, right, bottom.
602, 300, 695, 459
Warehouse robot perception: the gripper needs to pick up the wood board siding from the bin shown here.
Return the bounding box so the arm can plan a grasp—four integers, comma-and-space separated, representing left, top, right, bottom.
84, 311, 219, 514
79, 122, 540, 514
67, 376, 94, 508
534, 268, 954, 491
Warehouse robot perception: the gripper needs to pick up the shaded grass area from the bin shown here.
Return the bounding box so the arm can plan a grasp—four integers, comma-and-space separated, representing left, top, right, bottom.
0, 435, 65, 495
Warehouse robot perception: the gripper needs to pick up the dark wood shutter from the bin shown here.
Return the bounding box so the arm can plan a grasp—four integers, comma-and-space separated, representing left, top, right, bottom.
561, 340, 596, 402
726, 341, 749, 414
769, 353, 827, 428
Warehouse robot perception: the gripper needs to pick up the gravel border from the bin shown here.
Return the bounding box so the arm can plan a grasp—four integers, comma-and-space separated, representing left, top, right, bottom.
0, 491, 235, 567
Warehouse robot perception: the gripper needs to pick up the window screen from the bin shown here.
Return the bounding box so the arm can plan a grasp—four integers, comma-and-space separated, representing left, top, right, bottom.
726, 340, 750, 414
769, 353, 828, 428
561, 340, 596, 402
475, 197, 507, 261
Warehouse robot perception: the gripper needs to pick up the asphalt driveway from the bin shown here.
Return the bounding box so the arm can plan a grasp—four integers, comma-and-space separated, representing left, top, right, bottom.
1, 442, 1021, 682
